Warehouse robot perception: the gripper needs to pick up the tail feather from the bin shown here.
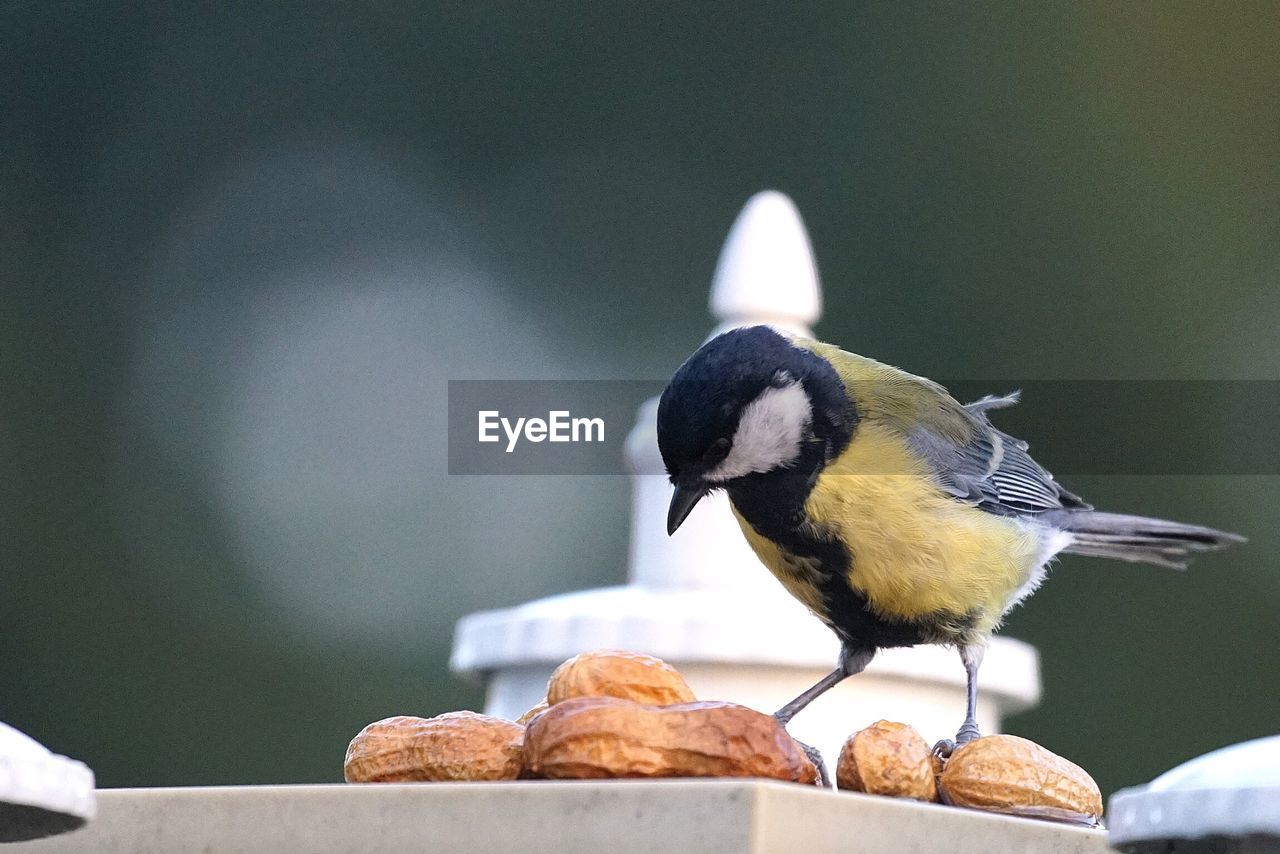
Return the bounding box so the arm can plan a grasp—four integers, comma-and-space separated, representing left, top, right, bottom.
1041, 510, 1245, 570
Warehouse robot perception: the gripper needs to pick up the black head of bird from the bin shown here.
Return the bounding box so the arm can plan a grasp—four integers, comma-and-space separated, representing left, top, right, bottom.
657, 325, 857, 536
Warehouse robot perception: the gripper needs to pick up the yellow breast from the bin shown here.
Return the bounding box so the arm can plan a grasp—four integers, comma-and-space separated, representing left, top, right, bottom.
803, 424, 1042, 633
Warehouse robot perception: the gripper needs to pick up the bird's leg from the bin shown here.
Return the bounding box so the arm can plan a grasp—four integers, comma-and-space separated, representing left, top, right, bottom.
956, 643, 985, 744
772, 668, 845, 789
772, 666, 847, 727
773, 645, 875, 787
934, 644, 985, 759
773, 644, 875, 725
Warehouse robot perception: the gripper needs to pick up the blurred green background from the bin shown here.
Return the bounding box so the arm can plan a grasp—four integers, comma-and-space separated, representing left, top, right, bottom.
3, 3, 1278, 797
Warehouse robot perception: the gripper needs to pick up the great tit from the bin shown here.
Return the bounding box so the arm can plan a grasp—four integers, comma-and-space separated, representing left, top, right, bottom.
657, 325, 1243, 755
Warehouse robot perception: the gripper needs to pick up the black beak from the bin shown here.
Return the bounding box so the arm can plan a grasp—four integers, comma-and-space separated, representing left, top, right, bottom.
667, 481, 708, 535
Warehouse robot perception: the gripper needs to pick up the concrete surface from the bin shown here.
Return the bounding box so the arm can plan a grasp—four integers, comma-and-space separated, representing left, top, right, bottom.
5, 780, 1110, 854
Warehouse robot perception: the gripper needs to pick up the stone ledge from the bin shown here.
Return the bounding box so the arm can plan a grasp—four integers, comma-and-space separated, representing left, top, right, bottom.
6, 780, 1109, 854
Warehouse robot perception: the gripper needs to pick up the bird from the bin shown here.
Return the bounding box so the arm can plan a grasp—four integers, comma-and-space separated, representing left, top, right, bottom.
657, 324, 1243, 766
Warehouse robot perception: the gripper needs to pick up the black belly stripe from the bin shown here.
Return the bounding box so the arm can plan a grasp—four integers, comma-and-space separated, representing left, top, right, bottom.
728, 472, 929, 651
818, 570, 931, 649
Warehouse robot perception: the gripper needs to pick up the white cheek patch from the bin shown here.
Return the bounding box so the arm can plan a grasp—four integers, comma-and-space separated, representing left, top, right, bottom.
705, 380, 812, 482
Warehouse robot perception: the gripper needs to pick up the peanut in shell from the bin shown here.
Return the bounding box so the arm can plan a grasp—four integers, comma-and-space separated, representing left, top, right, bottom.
547, 650, 695, 707
939, 734, 1102, 825
344, 712, 524, 783
523, 696, 818, 784
836, 720, 938, 801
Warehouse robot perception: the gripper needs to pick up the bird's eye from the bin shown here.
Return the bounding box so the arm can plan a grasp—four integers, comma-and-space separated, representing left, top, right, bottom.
702, 437, 731, 466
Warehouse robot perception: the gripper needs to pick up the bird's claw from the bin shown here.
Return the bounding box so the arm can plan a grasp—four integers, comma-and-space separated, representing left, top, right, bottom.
933, 723, 980, 762
793, 738, 831, 788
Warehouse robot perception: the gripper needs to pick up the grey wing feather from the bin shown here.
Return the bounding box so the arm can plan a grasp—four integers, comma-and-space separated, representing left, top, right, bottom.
965, 390, 1022, 413
910, 391, 1090, 517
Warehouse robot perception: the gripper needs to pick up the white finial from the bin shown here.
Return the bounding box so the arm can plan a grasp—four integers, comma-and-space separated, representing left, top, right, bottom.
709, 190, 821, 337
